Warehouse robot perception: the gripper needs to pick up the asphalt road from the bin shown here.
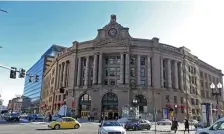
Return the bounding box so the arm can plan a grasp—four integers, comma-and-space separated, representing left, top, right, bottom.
0, 122, 196, 134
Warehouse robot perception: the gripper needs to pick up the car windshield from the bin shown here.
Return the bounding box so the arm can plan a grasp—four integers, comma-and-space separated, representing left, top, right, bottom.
103, 121, 121, 126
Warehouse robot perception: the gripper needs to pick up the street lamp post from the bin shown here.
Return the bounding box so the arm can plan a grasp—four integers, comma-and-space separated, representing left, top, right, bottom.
210, 82, 223, 119
132, 99, 138, 119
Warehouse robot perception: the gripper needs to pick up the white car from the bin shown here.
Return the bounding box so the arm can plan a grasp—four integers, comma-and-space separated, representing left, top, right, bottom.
189, 119, 198, 125
195, 117, 224, 134
98, 121, 126, 134
157, 119, 172, 125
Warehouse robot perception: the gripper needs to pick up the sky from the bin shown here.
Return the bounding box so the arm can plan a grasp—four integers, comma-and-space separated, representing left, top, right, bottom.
0, 1, 224, 106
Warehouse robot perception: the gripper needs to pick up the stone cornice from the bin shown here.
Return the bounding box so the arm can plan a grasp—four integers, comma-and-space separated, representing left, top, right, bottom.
93, 38, 131, 47
197, 59, 222, 75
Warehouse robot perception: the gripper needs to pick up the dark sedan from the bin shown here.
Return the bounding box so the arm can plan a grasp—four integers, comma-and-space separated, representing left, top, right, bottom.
5, 113, 20, 122
125, 119, 151, 131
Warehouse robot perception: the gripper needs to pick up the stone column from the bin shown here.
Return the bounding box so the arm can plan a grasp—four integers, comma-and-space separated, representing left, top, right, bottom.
137, 55, 141, 86
63, 62, 66, 87
179, 62, 184, 90
84, 56, 90, 86
125, 53, 130, 84
76, 58, 81, 86
60, 64, 64, 87
58, 64, 62, 88
119, 53, 124, 84
98, 53, 103, 84
174, 61, 179, 89
167, 59, 172, 88
147, 56, 151, 87
152, 52, 161, 89
160, 58, 164, 88
93, 54, 98, 85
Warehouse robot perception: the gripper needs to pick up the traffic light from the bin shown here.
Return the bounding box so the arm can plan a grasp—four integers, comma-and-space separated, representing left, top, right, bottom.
35, 75, 39, 82
10, 67, 17, 79
18, 68, 26, 78
28, 75, 32, 82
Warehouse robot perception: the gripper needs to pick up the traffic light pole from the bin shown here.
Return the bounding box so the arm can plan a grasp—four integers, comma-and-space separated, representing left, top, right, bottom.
0, 64, 15, 71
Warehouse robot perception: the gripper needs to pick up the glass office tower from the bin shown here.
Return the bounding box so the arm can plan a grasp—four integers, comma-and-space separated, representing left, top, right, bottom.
22, 45, 66, 113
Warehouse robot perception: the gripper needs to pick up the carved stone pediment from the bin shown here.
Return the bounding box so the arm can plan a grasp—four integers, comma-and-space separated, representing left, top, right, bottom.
94, 38, 131, 47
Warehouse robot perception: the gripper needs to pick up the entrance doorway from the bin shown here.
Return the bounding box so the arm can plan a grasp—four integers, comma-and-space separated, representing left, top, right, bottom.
134, 94, 147, 113
102, 92, 119, 120
79, 94, 91, 119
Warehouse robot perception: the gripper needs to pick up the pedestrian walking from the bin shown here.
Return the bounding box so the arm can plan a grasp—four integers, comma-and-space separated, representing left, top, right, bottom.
171, 118, 178, 133
48, 112, 52, 122
184, 119, 190, 134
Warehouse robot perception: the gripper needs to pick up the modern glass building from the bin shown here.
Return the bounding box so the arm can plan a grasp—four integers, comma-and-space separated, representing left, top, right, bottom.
22, 45, 66, 113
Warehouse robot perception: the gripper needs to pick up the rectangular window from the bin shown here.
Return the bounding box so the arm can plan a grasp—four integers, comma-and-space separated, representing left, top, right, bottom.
83, 59, 86, 66
116, 68, 120, 76
130, 68, 135, 77
196, 109, 199, 114
104, 80, 108, 85
140, 68, 145, 77
140, 80, 146, 86
116, 79, 120, 85
192, 109, 195, 114
166, 95, 170, 103
140, 57, 146, 65
196, 99, 199, 105
58, 95, 61, 101
201, 80, 204, 88
109, 68, 116, 76
130, 56, 136, 65
105, 68, 108, 76
91, 68, 93, 77
117, 56, 120, 64
105, 57, 109, 65
200, 71, 203, 78
174, 96, 177, 103
109, 57, 116, 64
82, 69, 85, 78
110, 79, 115, 85
180, 97, 184, 104
191, 98, 195, 105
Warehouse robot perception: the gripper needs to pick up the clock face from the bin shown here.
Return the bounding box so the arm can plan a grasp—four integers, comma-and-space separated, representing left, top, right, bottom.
108, 28, 117, 37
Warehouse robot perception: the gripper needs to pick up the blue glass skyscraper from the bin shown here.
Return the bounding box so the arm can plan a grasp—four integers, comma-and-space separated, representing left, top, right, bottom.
22, 45, 66, 113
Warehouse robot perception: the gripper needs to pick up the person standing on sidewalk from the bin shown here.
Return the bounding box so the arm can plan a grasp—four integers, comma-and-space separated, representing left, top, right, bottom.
171, 118, 178, 133
184, 119, 190, 134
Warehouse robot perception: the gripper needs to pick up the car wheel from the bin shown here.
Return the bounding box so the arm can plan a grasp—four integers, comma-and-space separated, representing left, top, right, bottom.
157, 123, 160, 125
147, 126, 151, 130
74, 124, 80, 129
54, 124, 60, 130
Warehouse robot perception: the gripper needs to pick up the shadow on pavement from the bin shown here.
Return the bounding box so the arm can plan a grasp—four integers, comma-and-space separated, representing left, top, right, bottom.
36, 129, 55, 131
36, 128, 74, 131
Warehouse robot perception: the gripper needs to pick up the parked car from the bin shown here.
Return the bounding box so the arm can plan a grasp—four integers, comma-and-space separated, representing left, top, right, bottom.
98, 121, 126, 134
48, 117, 81, 129
188, 119, 198, 125
157, 119, 172, 125
195, 117, 224, 134
52, 114, 61, 121
5, 113, 20, 122
125, 119, 151, 130
117, 117, 132, 127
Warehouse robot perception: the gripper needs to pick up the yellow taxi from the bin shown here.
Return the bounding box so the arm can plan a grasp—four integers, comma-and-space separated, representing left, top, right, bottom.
48, 117, 81, 129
